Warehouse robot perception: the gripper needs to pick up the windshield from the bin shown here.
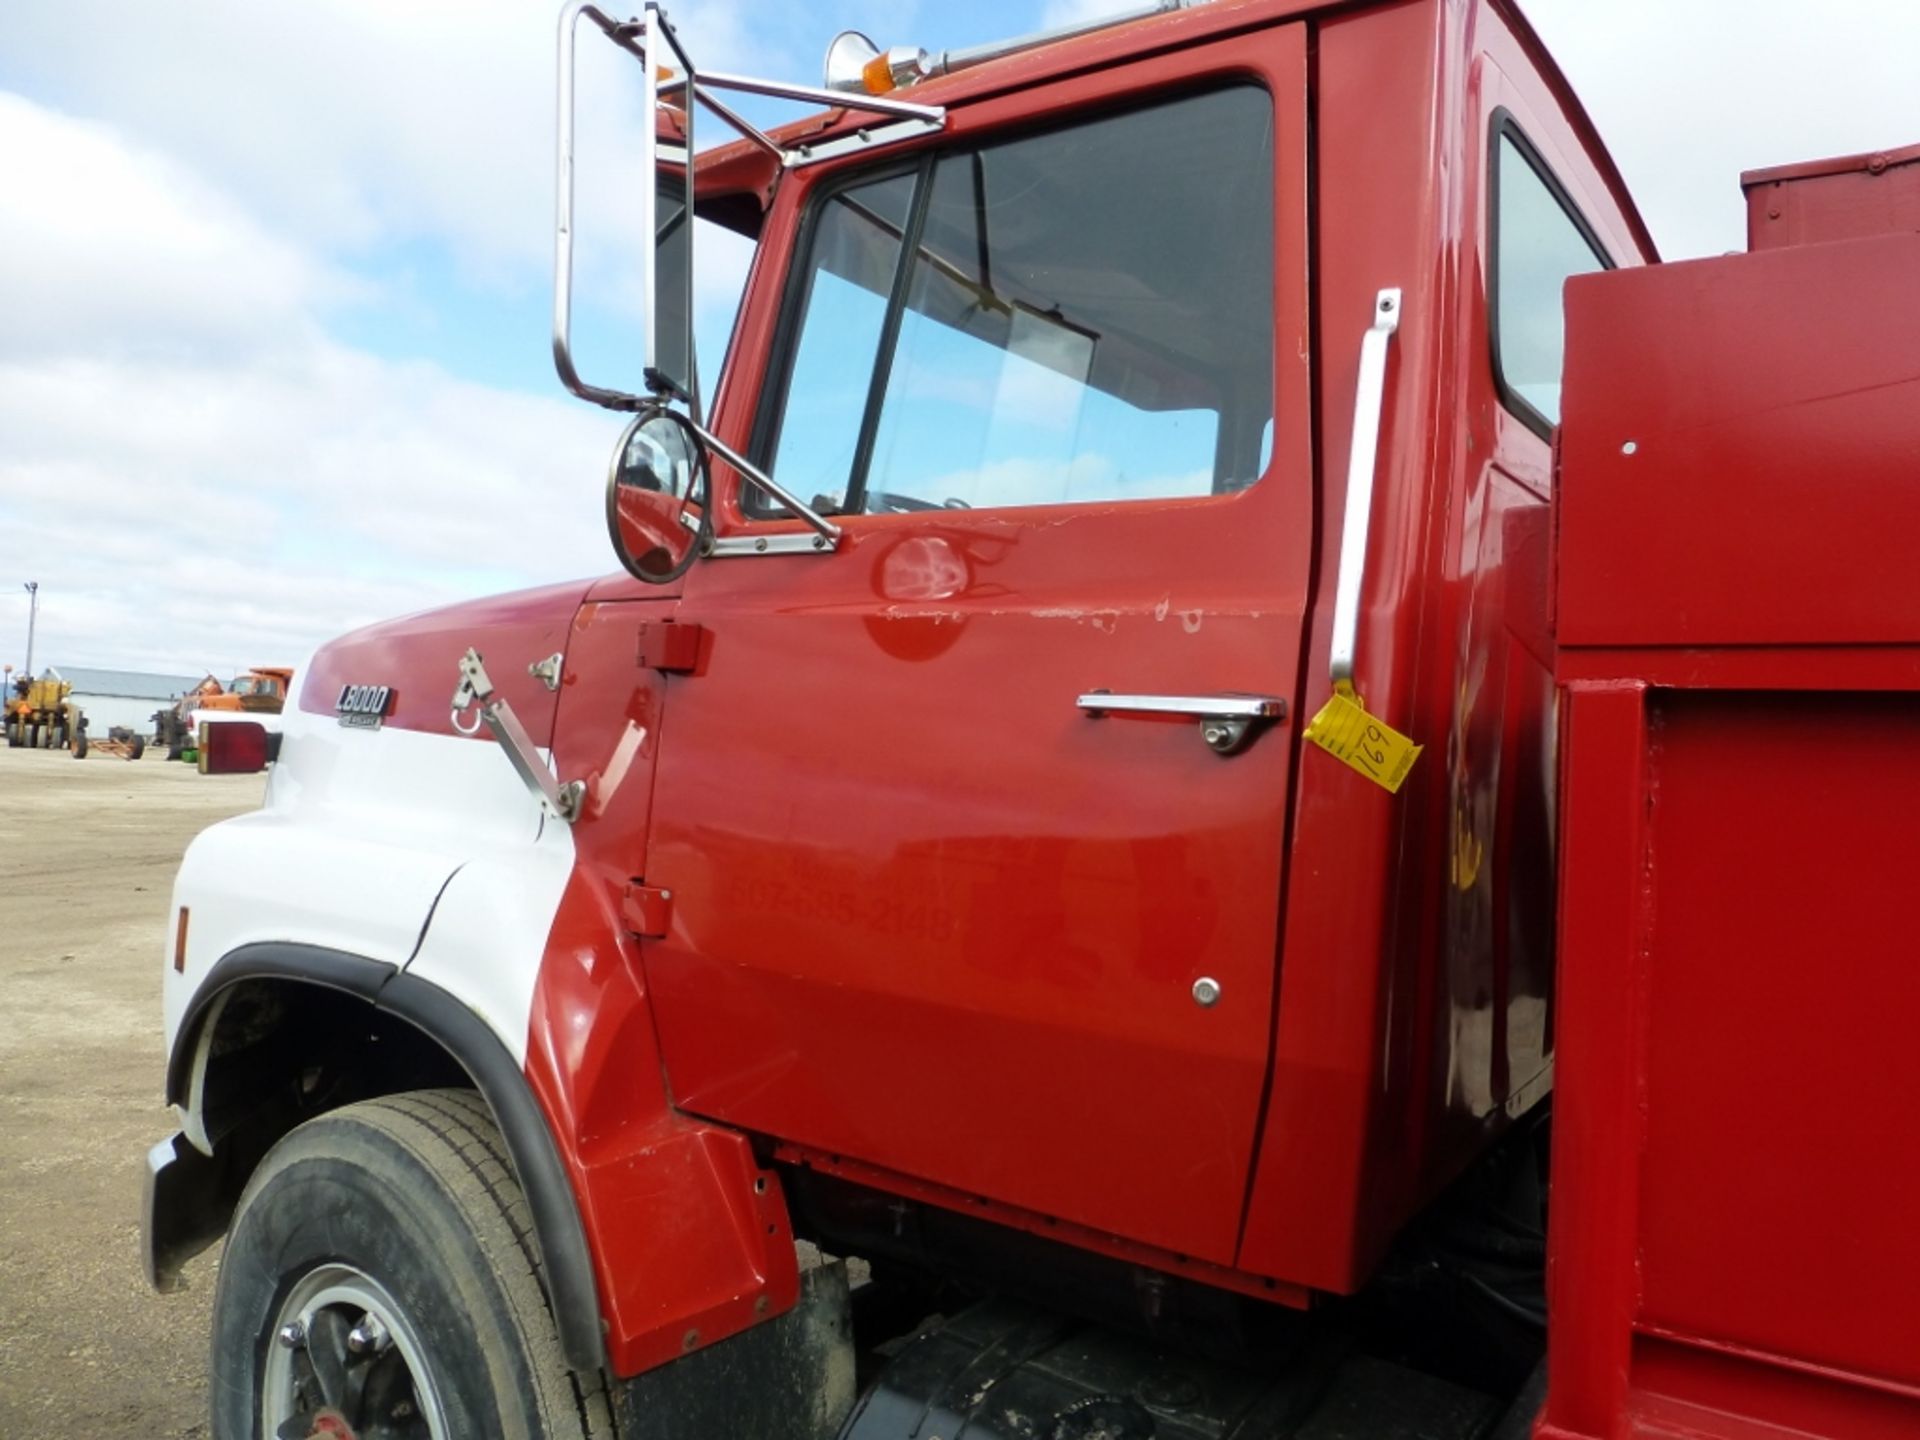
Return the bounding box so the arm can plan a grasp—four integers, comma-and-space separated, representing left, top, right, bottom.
758, 86, 1275, 516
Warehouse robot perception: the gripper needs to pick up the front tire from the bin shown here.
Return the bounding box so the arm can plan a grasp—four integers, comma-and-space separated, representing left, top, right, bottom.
211, 1090, 614, 1440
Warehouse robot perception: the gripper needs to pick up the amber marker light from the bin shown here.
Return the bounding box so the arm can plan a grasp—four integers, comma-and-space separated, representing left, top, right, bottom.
174, 907, 189, 974
861, 53, 899, 94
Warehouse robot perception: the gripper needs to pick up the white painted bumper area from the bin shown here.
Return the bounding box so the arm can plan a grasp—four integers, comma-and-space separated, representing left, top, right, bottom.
164, 675, 575, 1070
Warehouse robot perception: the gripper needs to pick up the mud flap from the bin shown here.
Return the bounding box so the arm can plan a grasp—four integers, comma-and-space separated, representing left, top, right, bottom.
614, 1262, 856, 1440
142, 1133, 234, 1291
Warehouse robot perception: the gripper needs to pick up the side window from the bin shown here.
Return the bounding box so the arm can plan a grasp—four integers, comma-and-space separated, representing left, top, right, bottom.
758, 86, 1275, 515
1492, 124, 1610, 434
766, 173, 915, 508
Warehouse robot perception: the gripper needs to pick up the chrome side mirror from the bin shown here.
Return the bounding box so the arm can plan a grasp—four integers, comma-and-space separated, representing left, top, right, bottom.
607, 408, 710, 583
554, 2, 695, 413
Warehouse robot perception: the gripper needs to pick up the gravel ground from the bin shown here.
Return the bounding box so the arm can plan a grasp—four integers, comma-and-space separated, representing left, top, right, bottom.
0, 745, 265, 1437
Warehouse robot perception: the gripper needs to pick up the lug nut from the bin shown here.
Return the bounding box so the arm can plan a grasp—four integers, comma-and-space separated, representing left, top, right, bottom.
277, 1321, 306, 1349
347, 1314, 392, 1356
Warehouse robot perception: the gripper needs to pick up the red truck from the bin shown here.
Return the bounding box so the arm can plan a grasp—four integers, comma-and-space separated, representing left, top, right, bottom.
146, 2, 1920, 1437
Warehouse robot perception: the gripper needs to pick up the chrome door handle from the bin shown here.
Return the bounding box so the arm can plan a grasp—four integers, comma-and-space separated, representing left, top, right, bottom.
1077, 692, 1287, 756
1329, 288, 1402, 692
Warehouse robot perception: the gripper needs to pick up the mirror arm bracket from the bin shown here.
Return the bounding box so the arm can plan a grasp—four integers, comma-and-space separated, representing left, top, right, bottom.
689, 421, 842, 546
644, 367, 694, 406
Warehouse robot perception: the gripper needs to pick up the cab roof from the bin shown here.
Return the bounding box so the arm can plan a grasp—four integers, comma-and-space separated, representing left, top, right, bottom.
692, 0, 1654, 260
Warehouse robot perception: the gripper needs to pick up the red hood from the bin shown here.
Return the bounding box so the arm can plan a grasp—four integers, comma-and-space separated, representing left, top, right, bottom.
298, 578, 596, 746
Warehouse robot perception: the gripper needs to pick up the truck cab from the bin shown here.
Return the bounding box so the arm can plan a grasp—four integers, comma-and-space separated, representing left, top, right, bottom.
207, 668, 295, 714
149, 2, 1664, 1436
589, 0, 1653, 1302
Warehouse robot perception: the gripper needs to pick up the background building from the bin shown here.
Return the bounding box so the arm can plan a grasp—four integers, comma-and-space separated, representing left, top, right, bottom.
47, 666, 214, 736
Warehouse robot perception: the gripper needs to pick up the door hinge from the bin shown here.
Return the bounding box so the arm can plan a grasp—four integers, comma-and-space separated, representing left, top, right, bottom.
637, 620, 704, 674
622, 881, 674, 939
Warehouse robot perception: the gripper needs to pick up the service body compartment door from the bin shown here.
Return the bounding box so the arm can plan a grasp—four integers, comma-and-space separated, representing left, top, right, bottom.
644, 31, 1312, 1264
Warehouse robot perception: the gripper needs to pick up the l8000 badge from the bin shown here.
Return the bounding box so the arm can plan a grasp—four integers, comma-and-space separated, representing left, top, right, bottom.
336, 684, 394, 729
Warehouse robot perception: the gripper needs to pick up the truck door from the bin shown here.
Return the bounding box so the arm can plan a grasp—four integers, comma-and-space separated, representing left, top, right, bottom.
642, 30, 1312, 1265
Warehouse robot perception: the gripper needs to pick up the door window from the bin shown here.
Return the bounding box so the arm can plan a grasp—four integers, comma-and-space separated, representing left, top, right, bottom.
759, 87, 1275, 515
765, 172, 915, 509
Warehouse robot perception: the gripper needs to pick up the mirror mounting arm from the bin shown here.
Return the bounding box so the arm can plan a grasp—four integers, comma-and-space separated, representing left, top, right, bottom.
691, 421, 842, 546
644, 367, 694, 407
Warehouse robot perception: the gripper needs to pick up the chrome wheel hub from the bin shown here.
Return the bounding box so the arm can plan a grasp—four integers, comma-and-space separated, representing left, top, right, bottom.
262, 1264, 448, 1440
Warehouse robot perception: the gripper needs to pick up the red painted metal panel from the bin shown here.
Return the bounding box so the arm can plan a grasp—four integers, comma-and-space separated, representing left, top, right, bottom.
1544, 236, 1920, 1438
1624, 1335, 1920, 1440
1541, 686, 1920, 1440
1744, 141, 1920, 251
1535, 681, 1647, 1440
297, 578, 591, 744
1557, 232, 1920, 650
1238, 0, 1655, 1293
638, 27, 1316, 1268
497, 597, 801, 1378
1235, 0, 1452, 1294
1635, 693, 1920, 1389
523, 870, 800, 1378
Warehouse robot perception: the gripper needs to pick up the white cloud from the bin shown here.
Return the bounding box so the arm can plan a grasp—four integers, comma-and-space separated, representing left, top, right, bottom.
0, 339, 621, 674
0, 0, 894, 310
0, 0, 773, 283
0, 94, 349, 361
1526, 0, 1920, 258
0, 94, 622, 676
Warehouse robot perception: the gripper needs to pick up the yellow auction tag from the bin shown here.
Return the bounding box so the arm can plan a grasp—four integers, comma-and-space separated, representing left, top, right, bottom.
1306, 683, 1423, 794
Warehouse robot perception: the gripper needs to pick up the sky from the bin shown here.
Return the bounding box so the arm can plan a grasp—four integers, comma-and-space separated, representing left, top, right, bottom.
1, 0, 1916, 680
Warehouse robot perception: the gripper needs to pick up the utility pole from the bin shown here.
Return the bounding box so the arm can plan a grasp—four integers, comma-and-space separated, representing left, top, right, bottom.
22, 581, 38, 684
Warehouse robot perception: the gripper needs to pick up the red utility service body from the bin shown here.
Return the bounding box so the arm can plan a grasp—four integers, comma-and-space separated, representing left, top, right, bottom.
1546, 229, 1920, 1439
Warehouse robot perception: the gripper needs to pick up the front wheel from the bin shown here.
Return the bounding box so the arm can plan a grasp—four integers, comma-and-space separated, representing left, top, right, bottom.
211, 1090, 615, 1440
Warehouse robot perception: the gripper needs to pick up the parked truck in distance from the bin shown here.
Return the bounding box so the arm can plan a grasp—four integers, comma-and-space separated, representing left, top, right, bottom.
151, 668, 293, 761
144, 3, 1920, 1438
198, 667, 295, 717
